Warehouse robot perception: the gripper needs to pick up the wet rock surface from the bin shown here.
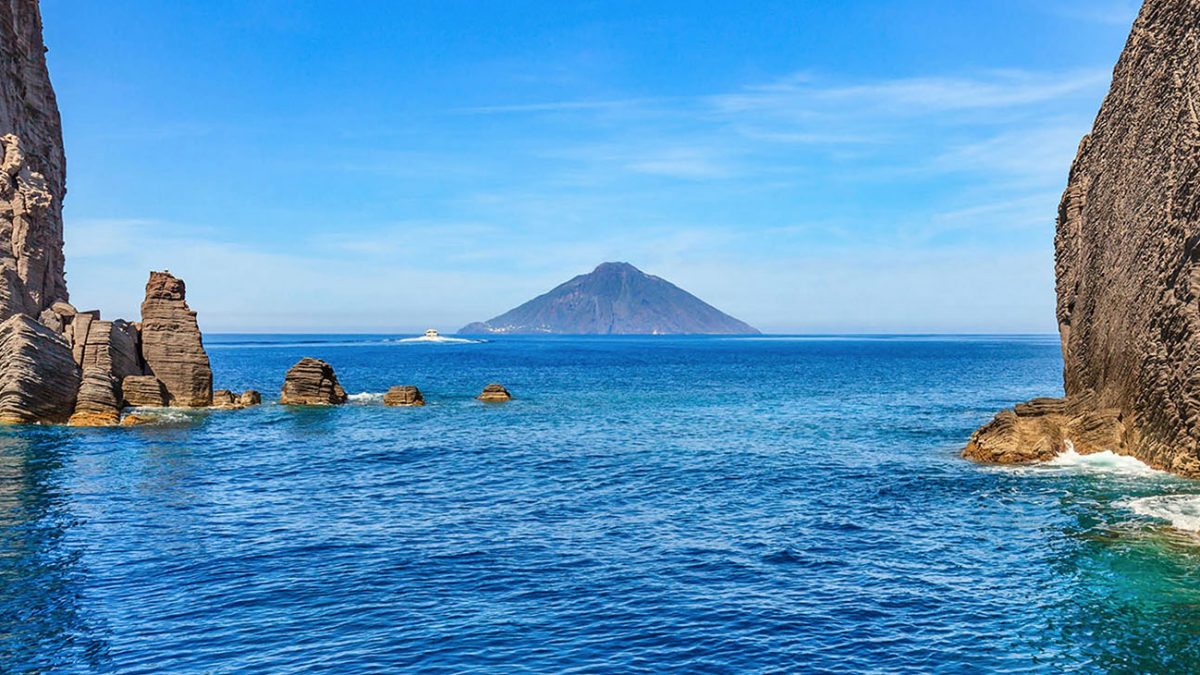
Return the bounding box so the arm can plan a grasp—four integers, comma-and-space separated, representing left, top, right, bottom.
478, 383, 512, 402
280, 358, 347, 405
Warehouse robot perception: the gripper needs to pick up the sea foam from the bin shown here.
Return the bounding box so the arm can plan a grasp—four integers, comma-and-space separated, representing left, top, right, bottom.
1123, 495, 1200, 532
347, 392, 385, 404
1040, 443, 1166, 478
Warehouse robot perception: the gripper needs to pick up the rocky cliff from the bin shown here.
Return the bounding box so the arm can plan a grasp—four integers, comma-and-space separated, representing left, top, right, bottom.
966, 0, 1200, 476
0, 0, 68, 321
0, 1, 218, 424
460, 262, 759, 335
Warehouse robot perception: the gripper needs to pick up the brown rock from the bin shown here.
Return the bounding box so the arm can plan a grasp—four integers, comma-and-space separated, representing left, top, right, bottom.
965, 1, 1200, 476
0, 1, 69, 323
0, 314, 78, 423
384, 385, 425, 407
212, 389, 238, 409
964, 392, 1126, 464
122, 375, 167, 407
140, 271, 212, 407
67, 367, 120, 426
239, 390, 262, 407
478, 383, 512, 402
280, 358, 347, 405
120, 413, 158, 427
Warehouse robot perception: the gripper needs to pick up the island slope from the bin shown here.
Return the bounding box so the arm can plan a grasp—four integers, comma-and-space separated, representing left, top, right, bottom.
460, 262, 759, 335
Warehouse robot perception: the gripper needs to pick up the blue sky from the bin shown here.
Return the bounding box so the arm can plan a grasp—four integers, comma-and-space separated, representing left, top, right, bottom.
43, 0, 1140, 333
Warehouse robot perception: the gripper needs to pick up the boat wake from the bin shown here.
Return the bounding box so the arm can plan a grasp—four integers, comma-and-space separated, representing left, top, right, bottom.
395, 335, 482, 344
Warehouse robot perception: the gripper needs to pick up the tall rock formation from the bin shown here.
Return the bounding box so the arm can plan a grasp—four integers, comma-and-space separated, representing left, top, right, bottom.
140, 271, 213, 407
0, 0, 68, 321
460, 262, 759, 335
966, 0, 1200, 476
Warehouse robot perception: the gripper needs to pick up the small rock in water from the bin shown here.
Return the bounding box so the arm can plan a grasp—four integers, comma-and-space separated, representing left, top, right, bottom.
478, 383, 512, 402
239, 390, 262, 407
384, 385, 424, 407
212, 389, 239, 409
280, 358, 348, 405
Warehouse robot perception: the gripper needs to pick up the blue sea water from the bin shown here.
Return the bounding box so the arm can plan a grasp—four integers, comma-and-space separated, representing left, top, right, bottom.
4, 334, 1200, 673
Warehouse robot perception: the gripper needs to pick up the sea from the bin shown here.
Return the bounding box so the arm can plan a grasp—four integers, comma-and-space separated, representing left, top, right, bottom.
4, 334, 1200, 673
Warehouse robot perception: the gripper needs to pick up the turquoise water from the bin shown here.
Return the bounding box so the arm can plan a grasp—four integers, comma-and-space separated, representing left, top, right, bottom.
3, 334, 1200, 672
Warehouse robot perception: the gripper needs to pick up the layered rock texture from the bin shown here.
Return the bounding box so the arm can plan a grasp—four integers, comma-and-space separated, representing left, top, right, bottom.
384, 385, 424, 407
0, 2, 221, 425
460, 262, 759, 335
280, 358, 348, 405
140, 271, 212, 407
0, 0, 67, 321
0, 314, 77, 423
967, 0, 1200, 476
478, 383, 512, 403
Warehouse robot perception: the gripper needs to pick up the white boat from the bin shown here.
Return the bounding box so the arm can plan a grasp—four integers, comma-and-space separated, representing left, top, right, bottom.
397, 328, 482, 344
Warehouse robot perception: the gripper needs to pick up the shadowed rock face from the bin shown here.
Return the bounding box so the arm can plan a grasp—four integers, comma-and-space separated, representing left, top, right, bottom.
460, 262, 759, 335
280, 358, 347, 405
967, 0, 1200, 476
0, 0, 67, 321
0, 314, 78, 423
140, 271, 213, 407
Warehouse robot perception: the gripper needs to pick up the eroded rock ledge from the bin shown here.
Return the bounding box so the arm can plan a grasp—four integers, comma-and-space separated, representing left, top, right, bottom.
965, 391, 1126, 464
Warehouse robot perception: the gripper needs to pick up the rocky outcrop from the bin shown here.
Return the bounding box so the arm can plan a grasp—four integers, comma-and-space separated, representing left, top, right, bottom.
966, 0, 1200, 476
68, 369, 120, 426
239, 390, 262, 407
384, 385, 424, 407
0, 0, 68, 323
122, 375, 167, 407
0, 314, 77, 423
140, 271, 212, 407
964, 392, 1125, 463
280, 358, 347, 405
478, 383, 512, 403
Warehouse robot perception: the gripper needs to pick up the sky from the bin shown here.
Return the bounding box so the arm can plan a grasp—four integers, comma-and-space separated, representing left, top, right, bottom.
41, 0, 1141, 333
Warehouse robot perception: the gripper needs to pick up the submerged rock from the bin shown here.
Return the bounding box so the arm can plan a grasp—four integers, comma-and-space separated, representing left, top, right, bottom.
0, 314, 78, 423
966, 1, 1200, 476
478, 383, 512, 403
280, 358, 347, 405
122, 375, 167, 407
384, 385, 424, 407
